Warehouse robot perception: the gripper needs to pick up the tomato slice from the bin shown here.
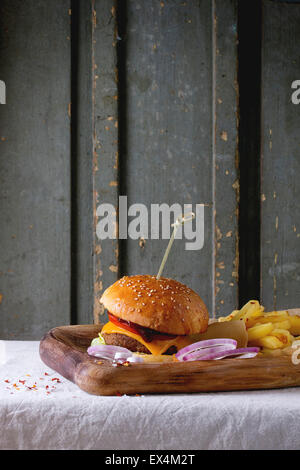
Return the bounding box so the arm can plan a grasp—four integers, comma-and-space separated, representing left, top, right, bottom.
108, 313, 139, 336
108, 313, 176, 343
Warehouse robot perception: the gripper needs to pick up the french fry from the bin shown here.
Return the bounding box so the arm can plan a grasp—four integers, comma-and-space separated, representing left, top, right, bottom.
220, 300, 299, 351
249, 335, 285, 350
289, 316, 300, 336
247, 323, 274, 341
243, 311, 265, 329
239, 300, 264, 317
218, 311, 239, 322
269, 320, 291, 331
271, 328, 294, 347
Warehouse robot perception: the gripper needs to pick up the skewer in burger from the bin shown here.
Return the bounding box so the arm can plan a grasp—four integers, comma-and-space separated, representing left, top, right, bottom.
95, 275, 209, 356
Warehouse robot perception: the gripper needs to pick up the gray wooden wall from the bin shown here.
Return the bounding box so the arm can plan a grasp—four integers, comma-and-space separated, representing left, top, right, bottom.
0, 0, 299, 339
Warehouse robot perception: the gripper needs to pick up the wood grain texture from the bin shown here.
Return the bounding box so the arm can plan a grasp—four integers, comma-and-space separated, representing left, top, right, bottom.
0, 1, 71, 339
72, 0, 94, 325
261, 1, 300, 310
39, 323, 300, 396
92, 0, 119, 324
212, 0, 239, 317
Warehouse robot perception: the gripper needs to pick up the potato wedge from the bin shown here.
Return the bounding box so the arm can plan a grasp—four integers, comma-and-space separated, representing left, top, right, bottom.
247, 322, 274, 341
271, 328, 293, 347
249, 335, 284, 349
289, 315, 300, 336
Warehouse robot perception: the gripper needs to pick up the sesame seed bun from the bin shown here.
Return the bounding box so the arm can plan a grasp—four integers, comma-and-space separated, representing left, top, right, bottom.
100, 275, 209, 335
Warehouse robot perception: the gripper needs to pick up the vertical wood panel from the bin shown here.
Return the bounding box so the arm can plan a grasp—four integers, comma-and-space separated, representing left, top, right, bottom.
92, 0, 119, 323
0, 1, 71, 338
213, 0, 239, 316
74, 0, 94, 324
261, 1, 300, 310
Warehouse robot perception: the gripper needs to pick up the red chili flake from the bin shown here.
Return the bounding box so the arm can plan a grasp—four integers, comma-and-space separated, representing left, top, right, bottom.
46, 385, 49, 389
51, 378, 61, 383
44, 372, 49, 376
4, 379, 10, 383
116, 392, 122, 396
19, 380, 26, 385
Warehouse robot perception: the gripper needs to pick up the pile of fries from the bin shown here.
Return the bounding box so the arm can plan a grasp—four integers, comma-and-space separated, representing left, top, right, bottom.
219, 300, 300, 353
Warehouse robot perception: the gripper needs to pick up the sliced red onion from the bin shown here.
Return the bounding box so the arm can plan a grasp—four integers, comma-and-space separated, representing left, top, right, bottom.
114, 351, 132, 360
196, 347, 260, 361
179, 345, 237, 362
87, 344, 132, 361
176, 338, 237, 361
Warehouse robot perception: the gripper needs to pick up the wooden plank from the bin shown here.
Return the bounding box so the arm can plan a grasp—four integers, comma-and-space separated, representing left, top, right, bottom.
212, 0, 239, 317
261, 0, 300, 310
72, 0, 94, 325
91, 0, 119, 323
120, 0, 238, 317
0, 1, 71, 339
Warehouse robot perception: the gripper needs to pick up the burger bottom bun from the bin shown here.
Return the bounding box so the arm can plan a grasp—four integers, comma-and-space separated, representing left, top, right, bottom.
102, 332, 177, 355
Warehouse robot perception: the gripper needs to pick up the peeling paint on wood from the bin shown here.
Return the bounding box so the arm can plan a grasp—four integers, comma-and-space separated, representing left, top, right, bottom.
261, 0, 300, 310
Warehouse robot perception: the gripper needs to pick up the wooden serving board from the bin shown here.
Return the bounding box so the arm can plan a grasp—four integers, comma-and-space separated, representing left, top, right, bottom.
39, 324, 300, 396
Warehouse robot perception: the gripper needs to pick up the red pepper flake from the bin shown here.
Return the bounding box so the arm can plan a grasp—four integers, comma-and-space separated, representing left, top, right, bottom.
51, 377, 61, 383
19, 380, 26, 385
46, 385, 49, 389
4, 379, 10, 383
116, 392, 122, 396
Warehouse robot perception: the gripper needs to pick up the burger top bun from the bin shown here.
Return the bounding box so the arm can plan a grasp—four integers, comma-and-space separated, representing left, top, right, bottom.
100, 274, 209, 336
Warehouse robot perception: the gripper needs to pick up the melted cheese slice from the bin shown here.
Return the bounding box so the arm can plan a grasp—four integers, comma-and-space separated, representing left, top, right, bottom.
101, 321, 192, 355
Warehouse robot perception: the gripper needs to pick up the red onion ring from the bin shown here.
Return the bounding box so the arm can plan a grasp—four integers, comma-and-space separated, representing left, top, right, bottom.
194, 347, 260, 361
179, 345, 237, 362
87, 344, 132, 361
176, 338, 237, 361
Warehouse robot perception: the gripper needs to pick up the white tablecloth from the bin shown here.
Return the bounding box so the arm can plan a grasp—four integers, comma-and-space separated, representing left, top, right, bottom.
0, 340, 300, 450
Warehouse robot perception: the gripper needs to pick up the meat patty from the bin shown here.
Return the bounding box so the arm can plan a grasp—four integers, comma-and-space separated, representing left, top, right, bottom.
102, 332, 177, 355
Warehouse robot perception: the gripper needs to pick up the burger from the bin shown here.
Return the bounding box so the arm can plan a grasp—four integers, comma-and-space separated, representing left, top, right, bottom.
96, 274, 209, 356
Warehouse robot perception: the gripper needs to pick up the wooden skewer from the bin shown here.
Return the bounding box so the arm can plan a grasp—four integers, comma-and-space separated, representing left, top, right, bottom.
156, 212, 195, 280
